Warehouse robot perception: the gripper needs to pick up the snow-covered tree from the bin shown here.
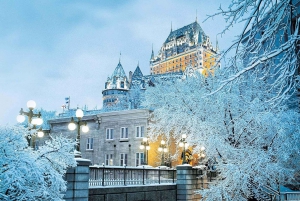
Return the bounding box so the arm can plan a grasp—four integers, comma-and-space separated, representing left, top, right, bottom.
209, 0, 300, 106
143, 71, 300, 200
0, 125, 76, 201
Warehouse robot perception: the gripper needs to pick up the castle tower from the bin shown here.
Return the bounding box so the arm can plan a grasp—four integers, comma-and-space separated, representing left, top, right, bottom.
102, 61, 130, 110
129, 63, 145, 109
150, 21, 219, 77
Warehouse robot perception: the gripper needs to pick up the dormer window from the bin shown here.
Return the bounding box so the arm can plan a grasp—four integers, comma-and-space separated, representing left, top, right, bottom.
120, 81, 124, 88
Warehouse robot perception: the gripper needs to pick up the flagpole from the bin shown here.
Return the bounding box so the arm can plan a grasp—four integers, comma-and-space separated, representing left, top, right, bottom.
68, 96, 70, 110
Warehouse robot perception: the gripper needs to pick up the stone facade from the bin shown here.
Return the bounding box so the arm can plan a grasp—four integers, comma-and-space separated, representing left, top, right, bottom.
89, 184, 177, 201
49, 109, 151, 166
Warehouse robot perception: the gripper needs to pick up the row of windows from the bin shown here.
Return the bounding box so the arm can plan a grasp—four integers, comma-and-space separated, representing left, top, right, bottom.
103, 98, 117, 103
151, 53, 203, 72
106, 126, 144, 139
103, 126, 145, 140
105, 153, 145, 166
103, 90, 127, 96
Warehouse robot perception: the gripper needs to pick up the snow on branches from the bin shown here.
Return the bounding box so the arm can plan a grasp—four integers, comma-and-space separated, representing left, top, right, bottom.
143, 71, 300, 200
0, 125, 76, 201
208, 0, 300, 106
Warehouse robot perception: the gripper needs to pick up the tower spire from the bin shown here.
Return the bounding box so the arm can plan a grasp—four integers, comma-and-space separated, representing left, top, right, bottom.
119, 51, 121, 63
170, 21, 172, 32
196, 10, 198, 22
150, 44, 154, 61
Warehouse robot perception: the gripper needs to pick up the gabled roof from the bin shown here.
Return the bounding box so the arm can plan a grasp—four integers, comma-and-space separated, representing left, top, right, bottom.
164, 21, 207, 44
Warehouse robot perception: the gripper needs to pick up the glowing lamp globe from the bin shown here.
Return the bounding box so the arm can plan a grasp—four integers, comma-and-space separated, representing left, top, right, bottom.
36, 118, 43, 126
143, 137, 147, 142
17, 115, 25, 123
182, 134, 187, 139
68, 122, 76, 131
82, 125, 89, 133
179, 142, 184, 147
27, 100, 36, 109
164, 148, 168, 153
37, 131, 44, 138
31, 118, 38, 125
140, 145, 145, 149
161, 140, 165, 145
146, 146, 150, 150
158, 147, 162, 152
76, 109, 84, 118
200, 146, 205, 151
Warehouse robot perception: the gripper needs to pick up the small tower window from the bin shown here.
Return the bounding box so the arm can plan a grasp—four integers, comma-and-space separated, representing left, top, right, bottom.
121, 81, 124, 88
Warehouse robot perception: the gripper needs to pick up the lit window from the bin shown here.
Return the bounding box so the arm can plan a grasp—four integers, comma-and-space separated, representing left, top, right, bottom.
105, 154, 113, 166
106, 128, 114, 140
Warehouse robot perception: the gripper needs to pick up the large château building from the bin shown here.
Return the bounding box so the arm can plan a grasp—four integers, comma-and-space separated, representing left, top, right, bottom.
47, 20, 218, 167
150, 20, 219, 77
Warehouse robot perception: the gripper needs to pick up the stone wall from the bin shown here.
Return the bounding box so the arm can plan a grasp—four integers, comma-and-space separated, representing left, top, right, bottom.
89, 184, 177, 201
64, 158, 91, 201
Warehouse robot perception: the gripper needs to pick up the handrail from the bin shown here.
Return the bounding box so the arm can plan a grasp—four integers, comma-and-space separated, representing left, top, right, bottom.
89, 165, 176, 187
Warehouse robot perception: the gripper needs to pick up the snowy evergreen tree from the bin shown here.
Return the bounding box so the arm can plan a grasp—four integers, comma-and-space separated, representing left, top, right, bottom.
0, 125, 76, 201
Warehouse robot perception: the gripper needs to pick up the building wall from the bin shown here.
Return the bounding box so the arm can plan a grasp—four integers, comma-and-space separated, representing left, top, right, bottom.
150, 47, 219, 76
89, 184, 177, 201
49, 109, 164, 167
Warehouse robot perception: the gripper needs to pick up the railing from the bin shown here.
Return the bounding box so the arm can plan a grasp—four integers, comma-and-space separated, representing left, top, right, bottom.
89, 165, 176, 187
280, 191, 300, 201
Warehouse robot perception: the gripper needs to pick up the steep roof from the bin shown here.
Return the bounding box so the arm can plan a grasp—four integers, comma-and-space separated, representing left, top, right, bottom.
111, 61, 127, 78
132, 65, 143, 80
164, 21, 207, 44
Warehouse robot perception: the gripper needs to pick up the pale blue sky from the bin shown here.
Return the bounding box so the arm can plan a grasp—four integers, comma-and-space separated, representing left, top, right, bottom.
0, 0, 237, 125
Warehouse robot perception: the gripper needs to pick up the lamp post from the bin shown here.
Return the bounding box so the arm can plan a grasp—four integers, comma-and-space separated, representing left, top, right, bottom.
17, 100, 44, 148
68, 108, 89, 154
158, 140, 168, 166
139, 137, 150, 165
179, 134, 188, 164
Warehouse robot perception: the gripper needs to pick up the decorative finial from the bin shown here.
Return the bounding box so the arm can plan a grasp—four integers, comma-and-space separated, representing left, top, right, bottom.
196, 10, 198, 22
119, 52, 121, 63
137, 61, 139, 67
171, 21, 172, 32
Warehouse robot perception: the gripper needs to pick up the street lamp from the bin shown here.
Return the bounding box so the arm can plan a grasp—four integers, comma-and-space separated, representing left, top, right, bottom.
17, 100, 44, 148
179, 134, 189, 164
68, 108, 89, 154
158, 140, 168, 166
140, 137, 150, 165
17, 100, 43, 125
